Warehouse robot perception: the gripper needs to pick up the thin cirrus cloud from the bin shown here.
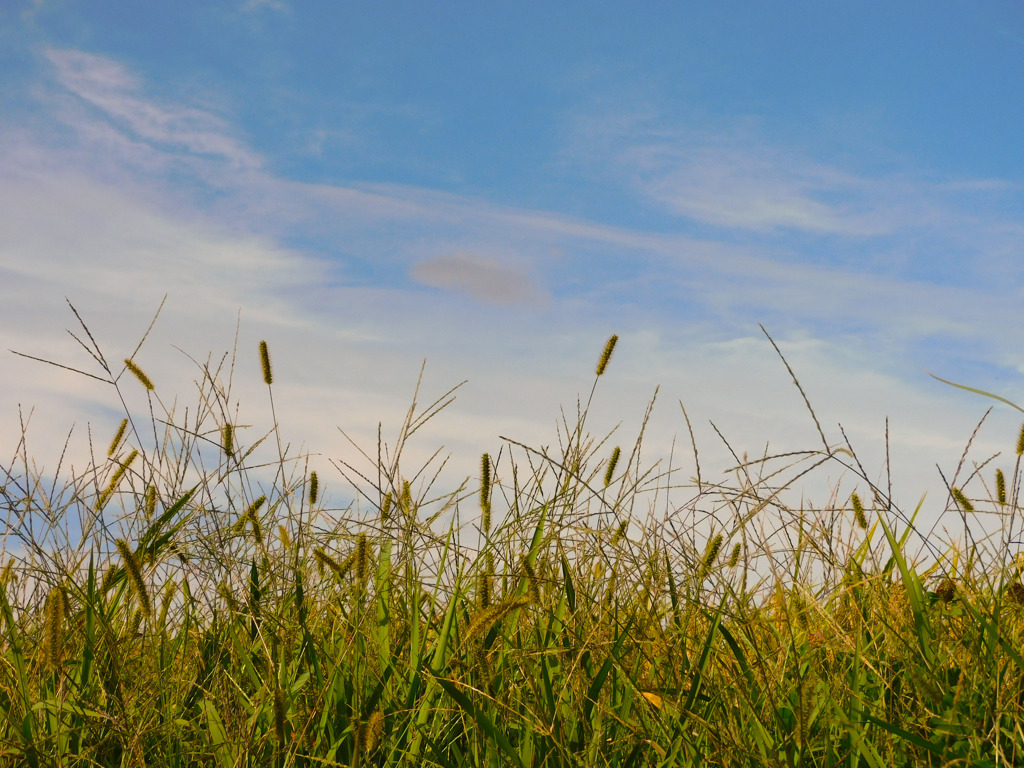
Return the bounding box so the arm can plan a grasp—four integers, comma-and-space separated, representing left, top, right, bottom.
410, 252, 546, 305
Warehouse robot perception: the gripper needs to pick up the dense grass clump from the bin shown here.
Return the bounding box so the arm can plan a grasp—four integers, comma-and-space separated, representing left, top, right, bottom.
3, 311, 1024, 767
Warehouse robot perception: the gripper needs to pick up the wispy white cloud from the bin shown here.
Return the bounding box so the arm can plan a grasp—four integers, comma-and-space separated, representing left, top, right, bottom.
44, 48, 260, 171
2, 47, 1023, 539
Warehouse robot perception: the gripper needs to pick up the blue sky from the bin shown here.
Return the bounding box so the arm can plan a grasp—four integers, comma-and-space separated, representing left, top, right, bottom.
3, 1, 1024, 536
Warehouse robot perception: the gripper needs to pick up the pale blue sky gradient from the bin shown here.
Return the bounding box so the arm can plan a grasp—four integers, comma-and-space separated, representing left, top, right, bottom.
3, 1, 1024, 533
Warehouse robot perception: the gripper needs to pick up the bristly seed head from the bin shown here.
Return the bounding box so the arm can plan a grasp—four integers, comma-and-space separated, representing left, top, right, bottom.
259, 340, 273, 385
309, 471, 319, 506
108, 418, 129, 457
116, 538, 151, 617
728, 542, 742, 569
698, 534, 723, 580
46, 586, 64, 668
355, 533, 370, 587
595, 334, 619, 377
604, 446, 621, 488
1017, 422, 1024, 456
380, 492, 393, 522
996, 469, 1007, 506
123, 358, 155, 390
951, 487, 974, 513
480, 453, 492, 530
222, 423, 233, 458
144, 485, 157, 519
851, 492, 868, 530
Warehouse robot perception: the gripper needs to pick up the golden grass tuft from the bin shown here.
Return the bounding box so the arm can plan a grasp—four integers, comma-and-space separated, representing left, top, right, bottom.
108, 418, 129, 456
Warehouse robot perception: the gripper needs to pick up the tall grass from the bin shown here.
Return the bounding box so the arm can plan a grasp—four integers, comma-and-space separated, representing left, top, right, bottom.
2, 308, 1024, 766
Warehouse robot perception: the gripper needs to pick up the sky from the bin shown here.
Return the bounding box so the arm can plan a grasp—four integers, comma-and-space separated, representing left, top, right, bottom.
2, 1, 1024, 552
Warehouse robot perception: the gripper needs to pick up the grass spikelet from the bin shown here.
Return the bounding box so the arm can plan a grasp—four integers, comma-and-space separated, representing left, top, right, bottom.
1017, 422, 1024, 456
222, 423, 233, 457
144, 485, 157, 519
97, 449, 139, 510
465, 599, 528, 643
116, 537, 151, 617
603, 446, 621, 488
951, 487, 975, 513
0, 559, 13, 589
259, 340, 273, 385
401, 480, 413, 515
46, 586, 65, 668
521, 555, 541, 605
698, 534, 723, 580
244, 495, 266, 545
936, 577, 956, 603
380, 492, 393, 522
355, 533, 369, 587
123, 358, 154, 390
851, 492, 868, 530
108, 418, 128, 456
728, 542, 742, 568
996, 469, 1007, 506
610, 520, 628, 546
308, 471, 319, 506
595, 334, 619, 376
480, 453, 492, 531
363, 710, 384, 754
278, 525, 291, 550
314, 547, 350, 579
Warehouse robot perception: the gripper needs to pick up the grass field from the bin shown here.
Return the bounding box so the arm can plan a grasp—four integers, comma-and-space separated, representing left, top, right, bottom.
3, 313, 1024, 767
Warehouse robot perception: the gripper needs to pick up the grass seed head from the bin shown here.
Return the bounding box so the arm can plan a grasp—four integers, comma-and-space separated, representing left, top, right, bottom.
108, 418, 129, 456
1017, 421, 1024, 456
363, 711, 384, 754
355, 533, 370, 587
123, 358, 155, 390
604, 446, 621, 488
728, 542, 742, 568
595, 334, 619, 376
851, 492, 869, 530
951, 487, 974, 513
222, 423, 233, 458
380, 492, 393, 522
698, 534, 723, 580
480, 453, 492, 529
259, 340, 273, 385
996, 469, 1007, 506
308, 471, 319, 506
116, 538, 151, 617
46, 586, 65, 668
144, 485, 157, 519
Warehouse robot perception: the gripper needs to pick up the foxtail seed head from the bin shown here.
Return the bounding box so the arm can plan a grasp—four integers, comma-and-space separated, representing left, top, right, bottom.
1017, 422, 1024, 456
123, 359, 154, 390
951, 487, 974, 513
108, 418, 128, 457
728, 542, 742, 569
115, 538, 151, 617
521, 555, 541, 605
604, 446, 621, 488
97, 450, 139, 511
595, 334, 619, 376
314, 547, 350, 579
144, 485, 157, 520
480, 453, 492, 530
997, 469, 1007, 506
851, 492, 868, 530
244, 496, 266, 545
259, 340, 273, 385
355, 533, 370, 587
309, 471, 319, 506
380, 492, 393, 522
363, 711, 384, 754
46, 586, 65, 668
698, 534, 723, 580
222, 423, 233, 458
